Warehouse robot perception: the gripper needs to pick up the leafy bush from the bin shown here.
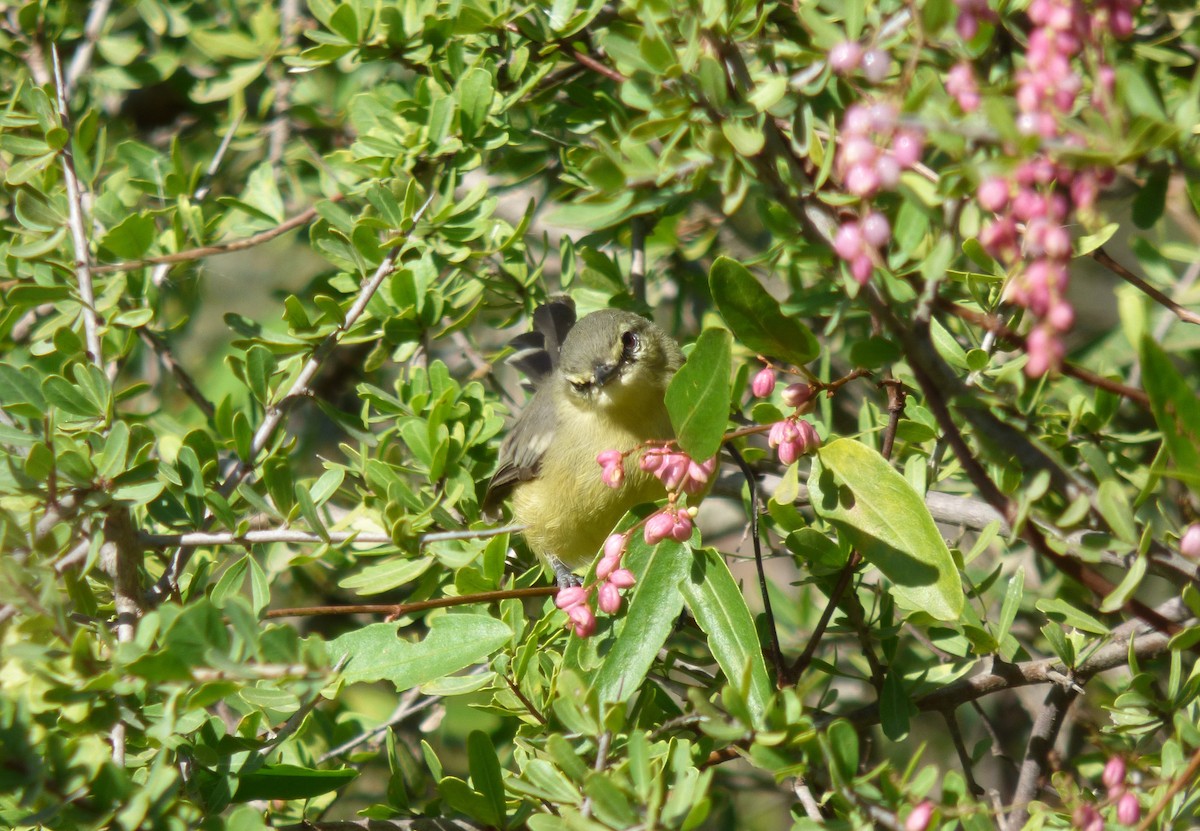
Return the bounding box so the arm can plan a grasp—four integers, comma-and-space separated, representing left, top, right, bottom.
1, 0, 1198, 829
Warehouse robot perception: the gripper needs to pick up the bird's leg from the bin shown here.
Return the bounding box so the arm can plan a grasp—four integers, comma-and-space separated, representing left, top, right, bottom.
550, 555, 582, 589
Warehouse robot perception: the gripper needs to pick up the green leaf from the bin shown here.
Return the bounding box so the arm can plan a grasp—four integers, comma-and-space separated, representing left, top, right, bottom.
1101, 553, 1147, 614
232, 765, 357, 802
679, 547, 773, 728
1140, 337, 1200, 494
1036, 598, 1108, 635
996, 566, 1024, 644
665, 328, 732, 460
1096, 480, 1137, 543
100, 213, 156, 259
468, 730, 507, 828
245, 345, 277, 404
458, 68, 494, 138
567, 534, 691, 706
709, 257, 819, 366
825, 720, 859, 784
43, 374, 102, 417
327, 614, 511, 690
879, 670, 912, 741
338, 556, 432, 595
1131, 166, 1168, 229
808, 439, 964, 620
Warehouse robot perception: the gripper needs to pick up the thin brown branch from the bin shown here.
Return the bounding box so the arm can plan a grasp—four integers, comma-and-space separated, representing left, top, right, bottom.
93, 194, 345, 274
52, 47, 102, 368
936, 299, 1150, 408
833, 609, 1180, 729
1094, 247, 1200, 326
138, 523, 524, 549
502, 673, 547, 725
264, 586, 556, 619
1136, 744, 1200, 831
138, 328, 215, 417
570, 49, 625, 83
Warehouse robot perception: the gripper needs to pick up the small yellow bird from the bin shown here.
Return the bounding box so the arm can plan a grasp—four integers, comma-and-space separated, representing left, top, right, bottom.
484, 299, 684, 587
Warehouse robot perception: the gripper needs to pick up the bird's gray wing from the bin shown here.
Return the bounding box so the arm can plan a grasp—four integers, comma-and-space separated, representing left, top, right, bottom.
483, 386, 556, 512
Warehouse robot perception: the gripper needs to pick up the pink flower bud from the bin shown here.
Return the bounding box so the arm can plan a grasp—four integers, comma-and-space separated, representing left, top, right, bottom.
1025, 326, 1063, 378
834, 222, 864, 261
596, 553, 620, 580
596, 449, 623, 468
601, 463, 624, 489
1046, 299, 1074, 332
769, 418, 799, 448
1073, 804, 1103, 831
843, 104, 872, 135
751, 367, 776, 397
862, 212, 891, 248
892, 130, 924, 168
568, 604, 596, 637
1116, 792, 1139, 826
869, 101, 898, 132
861, 49, 891, 84
670, 511, 694, 542
875, 155, 901, 189
977, 177, 1010, 212
905, 801, 934, 831
797, 419, 821, 452
846, 164, 881, 197
1182, 524, 1200, 559
640, 447, 667, 473
850, 254, 874, 285
781, 383, 814, 409
829, 41, 863, 74
1102, 756, 1126, 791
608, 568, 636, 588
556, 586, 588, 610
956, 12, 979, 40
597, 581, 622, 614
840, 136, 878, 170
644, 510, 676, 545
682, 456, 718, 495
603, 533, 626, 562
777, 437, 800, 465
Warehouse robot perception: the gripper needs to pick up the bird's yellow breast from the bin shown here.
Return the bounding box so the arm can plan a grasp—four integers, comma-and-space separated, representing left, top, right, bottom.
512, 396, 673, 570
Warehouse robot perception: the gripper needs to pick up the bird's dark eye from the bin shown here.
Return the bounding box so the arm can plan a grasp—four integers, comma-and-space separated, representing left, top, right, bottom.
620, 330, 639, 361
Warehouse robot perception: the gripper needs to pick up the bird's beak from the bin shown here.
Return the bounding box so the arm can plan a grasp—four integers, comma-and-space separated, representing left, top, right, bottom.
593, 361, 618, 387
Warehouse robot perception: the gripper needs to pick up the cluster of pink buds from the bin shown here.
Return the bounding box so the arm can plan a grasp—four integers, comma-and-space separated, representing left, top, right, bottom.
834, 212, 892, 285
829, 41, 892, 84
555, 533, 638, 637
1017, 0, 1089, 138
769, 417, 820, 465
640, 448, 718, 495
752, 364, 822, 463
1074, 757, 1139, 828
1181, 523, 1200, 559
945, 62, 980, 112
837, 102, 924, 199
952, 0, 997, 40
644, 505, 696, 545
975, 155, 1114, 376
